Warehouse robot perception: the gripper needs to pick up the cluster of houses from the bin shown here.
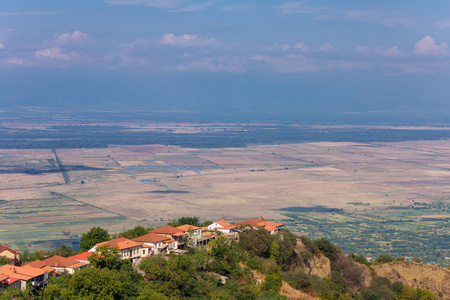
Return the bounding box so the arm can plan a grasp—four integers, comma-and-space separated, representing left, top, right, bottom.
0, 218, 284, 291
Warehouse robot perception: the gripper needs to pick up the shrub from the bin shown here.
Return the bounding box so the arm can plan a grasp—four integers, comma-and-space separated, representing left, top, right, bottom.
375, 255, 393, 264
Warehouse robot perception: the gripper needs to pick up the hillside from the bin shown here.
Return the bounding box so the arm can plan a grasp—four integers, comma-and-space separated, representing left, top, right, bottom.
373, 261, 450, 299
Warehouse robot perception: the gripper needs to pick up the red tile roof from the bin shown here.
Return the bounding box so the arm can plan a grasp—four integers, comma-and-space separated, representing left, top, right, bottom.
215, 219, 232, 228
23, 260, 55, 274
95, 237, 142, 251
0, 245, 19, 255
68, 251, 92, 262
133, 233, 171, 244
176, 224, 201, 232
233, 218, 284, 231
149, 225, 185, 235
0, 265, 46, 281
43, 255, 89, 269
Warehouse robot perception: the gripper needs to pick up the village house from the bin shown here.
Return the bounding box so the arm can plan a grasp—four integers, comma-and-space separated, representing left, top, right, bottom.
42, 255, 89, 274
233, 218, 284, 234
0, 264, 52, 291
89, 237, 143, 263
0, 245, 20, 266
68, 251, 93, 264
133, 233, 176, 255
22, 260, 56, 276
148, 226, 188, 248
208, 219, 236, 233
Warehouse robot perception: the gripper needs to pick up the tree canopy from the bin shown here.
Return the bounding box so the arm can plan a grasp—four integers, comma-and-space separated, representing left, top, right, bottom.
79, 227, 110, 251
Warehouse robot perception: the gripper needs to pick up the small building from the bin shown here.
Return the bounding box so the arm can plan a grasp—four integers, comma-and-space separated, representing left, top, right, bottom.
68, 251, 93, 264
0, 245, 20, 266
133, 233, 177, 255
233, 218, 284, 234
148, 226, 187, 248
208, 219, 236, 233
42, 255, 89, 274
0, 264, 51, 291
89, 238, 143, 263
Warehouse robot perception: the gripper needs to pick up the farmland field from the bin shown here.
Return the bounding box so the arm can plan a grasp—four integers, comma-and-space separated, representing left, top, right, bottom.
0, 138, 449, 265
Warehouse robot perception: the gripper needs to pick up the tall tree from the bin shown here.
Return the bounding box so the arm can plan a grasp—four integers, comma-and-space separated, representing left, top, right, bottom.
80, 227, 110, 251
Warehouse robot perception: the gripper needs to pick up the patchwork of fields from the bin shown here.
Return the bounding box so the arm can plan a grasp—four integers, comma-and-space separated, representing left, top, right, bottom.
0, 141, 448, 264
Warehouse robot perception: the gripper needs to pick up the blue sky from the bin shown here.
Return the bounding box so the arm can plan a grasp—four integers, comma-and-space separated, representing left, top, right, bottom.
1, 1, 450, 120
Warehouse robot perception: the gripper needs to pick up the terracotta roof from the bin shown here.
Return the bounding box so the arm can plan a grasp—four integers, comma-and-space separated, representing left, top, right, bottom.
233, 218, 284, 231
68, 251, 92, 262
0, 274, 8, 282
23, 260, 55, 273
95, 237, 142, 251
172, 232, 187, 237
43, 255, 89, 269
215, 219, 232, 228
176, 224, 201, 232
7, 276, 20, 284
149, 225, 185, 235
163, 239, 176, 244
133, 233, 171, 244
0, 264, 46, 281
201, 226, 209, 231
0, 245, 19, 255
142, 244, 153, 248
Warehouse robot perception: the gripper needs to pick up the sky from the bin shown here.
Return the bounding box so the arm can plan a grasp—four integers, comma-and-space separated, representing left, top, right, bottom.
1, 0, 450, 121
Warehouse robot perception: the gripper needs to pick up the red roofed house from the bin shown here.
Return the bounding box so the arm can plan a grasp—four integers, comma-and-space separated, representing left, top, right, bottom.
233, 218, 284, 234
89, 237, 143, 263
0, 245, 20, 266
176, 224, 202, 238
133, 233, 176, 255
0, 264, 51, 290
208, 219, 236, 233
68, 251, 93, 264
42, 255, 89, 274
23, 260, 56, 276
149, 226, 187, 248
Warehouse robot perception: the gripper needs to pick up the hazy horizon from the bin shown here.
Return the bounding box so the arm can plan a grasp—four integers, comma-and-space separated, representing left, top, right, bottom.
1, 1, 450, 123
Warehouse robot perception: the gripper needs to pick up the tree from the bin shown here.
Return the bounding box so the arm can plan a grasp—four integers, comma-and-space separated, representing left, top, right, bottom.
168, 216, 200, 227
273, 229, 298, 269
314, 238, 341, 258
117, 225, 153, 239
88, 244, 123, 270
375, 254, 393, 264
67, 267, 121, 299
240, 228, 272, 258
0, 256, 11, 266
80, 227, 110, 251
53, 244, 76, 258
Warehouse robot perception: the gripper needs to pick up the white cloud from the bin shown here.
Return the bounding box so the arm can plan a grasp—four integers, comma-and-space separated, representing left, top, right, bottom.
172, 57, 243, 72
251, 54, 320, 73
294, 42, 310, 52
280, 44, 292, 51
0, 43, 4, 50
327, 60, 353, 70
318, 43, 336, 52
414, 36, 448, 56
355, 46, 370, 54
105, 0, 184, 9
382, 46, 403, 57
57, 31, 89, 44
160, 33, 218, 47
171, 3, 211, 12
375, 46, 403, 57
35, 47, 79, 60
3, 57, 27, 65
